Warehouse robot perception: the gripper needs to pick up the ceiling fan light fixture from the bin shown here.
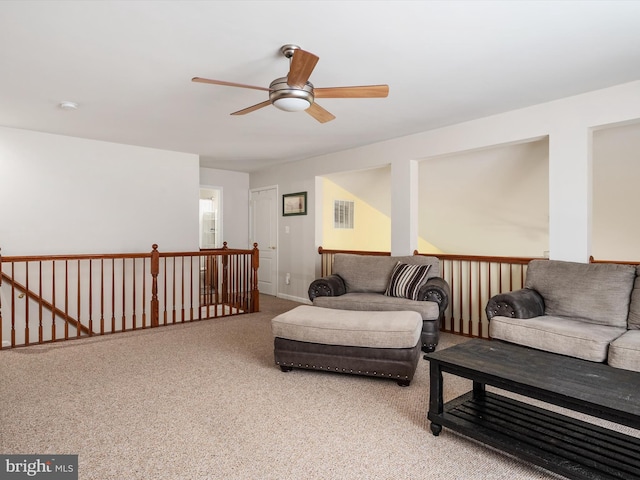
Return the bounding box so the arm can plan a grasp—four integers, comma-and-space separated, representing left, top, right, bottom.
269, 76, 314, 112
272, 97, 311, 112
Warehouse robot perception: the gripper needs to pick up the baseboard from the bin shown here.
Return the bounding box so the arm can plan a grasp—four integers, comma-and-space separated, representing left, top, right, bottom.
277, 293, 311, 304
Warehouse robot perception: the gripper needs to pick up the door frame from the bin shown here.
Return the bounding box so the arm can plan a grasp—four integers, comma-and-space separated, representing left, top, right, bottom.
199, 185, 223, 249
249, 185, 278, 296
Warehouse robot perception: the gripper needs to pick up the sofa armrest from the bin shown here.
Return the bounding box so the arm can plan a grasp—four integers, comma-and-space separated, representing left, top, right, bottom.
308, 274, 347, 301
485, 288, 545, 321
417, 277, 450, 315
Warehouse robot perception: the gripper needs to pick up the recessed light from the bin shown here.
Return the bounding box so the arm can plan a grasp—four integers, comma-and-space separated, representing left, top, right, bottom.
59, 101, 78, 111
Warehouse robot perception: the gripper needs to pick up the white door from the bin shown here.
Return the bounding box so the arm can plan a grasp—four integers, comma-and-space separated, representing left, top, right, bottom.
250, 187, 278, 296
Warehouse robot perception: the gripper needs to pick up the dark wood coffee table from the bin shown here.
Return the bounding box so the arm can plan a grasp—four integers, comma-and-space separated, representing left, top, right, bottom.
425, 339, 640, 480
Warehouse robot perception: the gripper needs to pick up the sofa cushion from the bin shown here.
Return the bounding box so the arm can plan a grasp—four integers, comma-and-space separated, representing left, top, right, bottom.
525, 259, 637, 328
627, 266, 640, 329
332, 254, 439, 294
608, 330, 640, 372
384, 262, 431, 300
489, 314, 626, 362
313, 292, 440, 321
271, 305, 422, 349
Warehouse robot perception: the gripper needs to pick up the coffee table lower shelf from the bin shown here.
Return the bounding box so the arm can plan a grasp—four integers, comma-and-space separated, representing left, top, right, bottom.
429, 391, 640, 480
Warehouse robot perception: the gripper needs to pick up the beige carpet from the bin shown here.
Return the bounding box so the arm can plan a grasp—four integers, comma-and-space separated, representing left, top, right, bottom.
0, 295, 596, 479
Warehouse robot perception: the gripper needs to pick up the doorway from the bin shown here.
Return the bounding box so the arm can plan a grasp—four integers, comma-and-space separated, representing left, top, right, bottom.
199, 187, 222, 249
250, 186, 278, 296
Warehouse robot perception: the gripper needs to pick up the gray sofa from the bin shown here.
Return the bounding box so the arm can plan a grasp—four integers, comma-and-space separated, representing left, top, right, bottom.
308, 253, 450, 352
485, 259, 640, 371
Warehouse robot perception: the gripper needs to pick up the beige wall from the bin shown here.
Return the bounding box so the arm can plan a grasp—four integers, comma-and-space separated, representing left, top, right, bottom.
418, 138, 550, 257
321, 177, 443, 253
592, 121, 640, 261
321, 178, 391, 251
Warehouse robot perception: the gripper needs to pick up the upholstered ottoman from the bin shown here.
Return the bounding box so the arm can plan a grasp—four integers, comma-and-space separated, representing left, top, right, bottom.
271, 305, 422, 386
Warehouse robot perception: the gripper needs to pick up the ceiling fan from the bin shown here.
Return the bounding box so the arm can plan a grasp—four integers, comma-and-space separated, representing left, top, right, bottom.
192, 44, 389, 124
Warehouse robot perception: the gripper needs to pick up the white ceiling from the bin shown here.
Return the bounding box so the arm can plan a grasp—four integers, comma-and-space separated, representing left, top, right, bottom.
2, 1, 640, 173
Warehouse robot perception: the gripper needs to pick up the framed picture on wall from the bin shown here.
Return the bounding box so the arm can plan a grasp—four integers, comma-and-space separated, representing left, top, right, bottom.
283, 192, 307, 216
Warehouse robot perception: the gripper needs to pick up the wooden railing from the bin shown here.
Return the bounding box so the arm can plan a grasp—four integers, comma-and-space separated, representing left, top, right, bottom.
0, 243, 259, 348
424, 253, 533, 339
317, 247, 538, 340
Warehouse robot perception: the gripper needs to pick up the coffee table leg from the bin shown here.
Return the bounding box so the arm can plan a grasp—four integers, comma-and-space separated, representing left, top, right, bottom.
473, 380, 485, 399
429, 360, 443, 436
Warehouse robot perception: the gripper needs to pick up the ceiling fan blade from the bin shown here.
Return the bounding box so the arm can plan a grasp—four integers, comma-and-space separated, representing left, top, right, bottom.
287, 49, 319, 88
314, 85, 389, 98
230, 100, 272, 116
192, 77, 270, 92
306, 102, 335, 124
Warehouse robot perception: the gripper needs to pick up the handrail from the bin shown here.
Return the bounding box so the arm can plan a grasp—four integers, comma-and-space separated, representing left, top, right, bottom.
421, 252, 535, 264
317, 246, 391, 256
589, 255, 639, 265
0, 271, 90, 335
0, 243, 259, 348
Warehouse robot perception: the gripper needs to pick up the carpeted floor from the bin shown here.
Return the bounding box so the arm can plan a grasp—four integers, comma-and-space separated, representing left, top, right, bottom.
0, 295, 588, 479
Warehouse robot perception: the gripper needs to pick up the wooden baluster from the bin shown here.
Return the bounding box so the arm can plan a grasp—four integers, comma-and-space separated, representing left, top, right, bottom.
479, 261, 485, 338
111, 258, 116, 333
142, 258, 147, 328
251, 243, 259, 312
457, 261, 462, 335
88, 259, 93, 336
208, 254, 213, 318
150, 244, 159, 327
77, 259, 81, 338
172, 256, 176, 324
64, 260, 69, 340
473, 261, 479, 337
100, 259, 105, 335
51, 261, 56, 343
244, 253, 249, 311
239, 253, 243, 311
121, 258, 126, 332
181, 256, 185, 323
466, 261, 472, 335
509, 263, 514, 292
132, 258, 137, 330
11, 262, 16, 347
450, 261, 456, 333
38, 261, 44, 343
188, 255, 193, 322
214, 254, 219, 307
233, 254, 238, 313
163, 257, 168, 325
25, 261, 30, 345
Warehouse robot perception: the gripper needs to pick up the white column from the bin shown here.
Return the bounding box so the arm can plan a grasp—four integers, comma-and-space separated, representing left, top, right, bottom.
391, 159, 418, 256
548, 125, 592, 262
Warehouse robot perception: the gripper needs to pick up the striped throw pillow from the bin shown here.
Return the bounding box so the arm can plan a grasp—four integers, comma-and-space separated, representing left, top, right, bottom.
384, 262, 431, 300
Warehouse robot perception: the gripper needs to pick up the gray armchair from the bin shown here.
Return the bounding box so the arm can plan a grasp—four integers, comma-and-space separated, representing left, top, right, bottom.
308, 254, 450, 352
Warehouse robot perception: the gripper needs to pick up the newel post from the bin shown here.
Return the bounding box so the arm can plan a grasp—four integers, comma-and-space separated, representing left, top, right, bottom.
150, 244, 159, 327
221, 241, 229, 304
251, 243, 259, 312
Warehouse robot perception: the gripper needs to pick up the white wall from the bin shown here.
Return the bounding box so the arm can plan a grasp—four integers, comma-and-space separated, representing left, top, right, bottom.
0, 126, 200, 255
199, 167, 250, 249
250, 80, 640, 302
